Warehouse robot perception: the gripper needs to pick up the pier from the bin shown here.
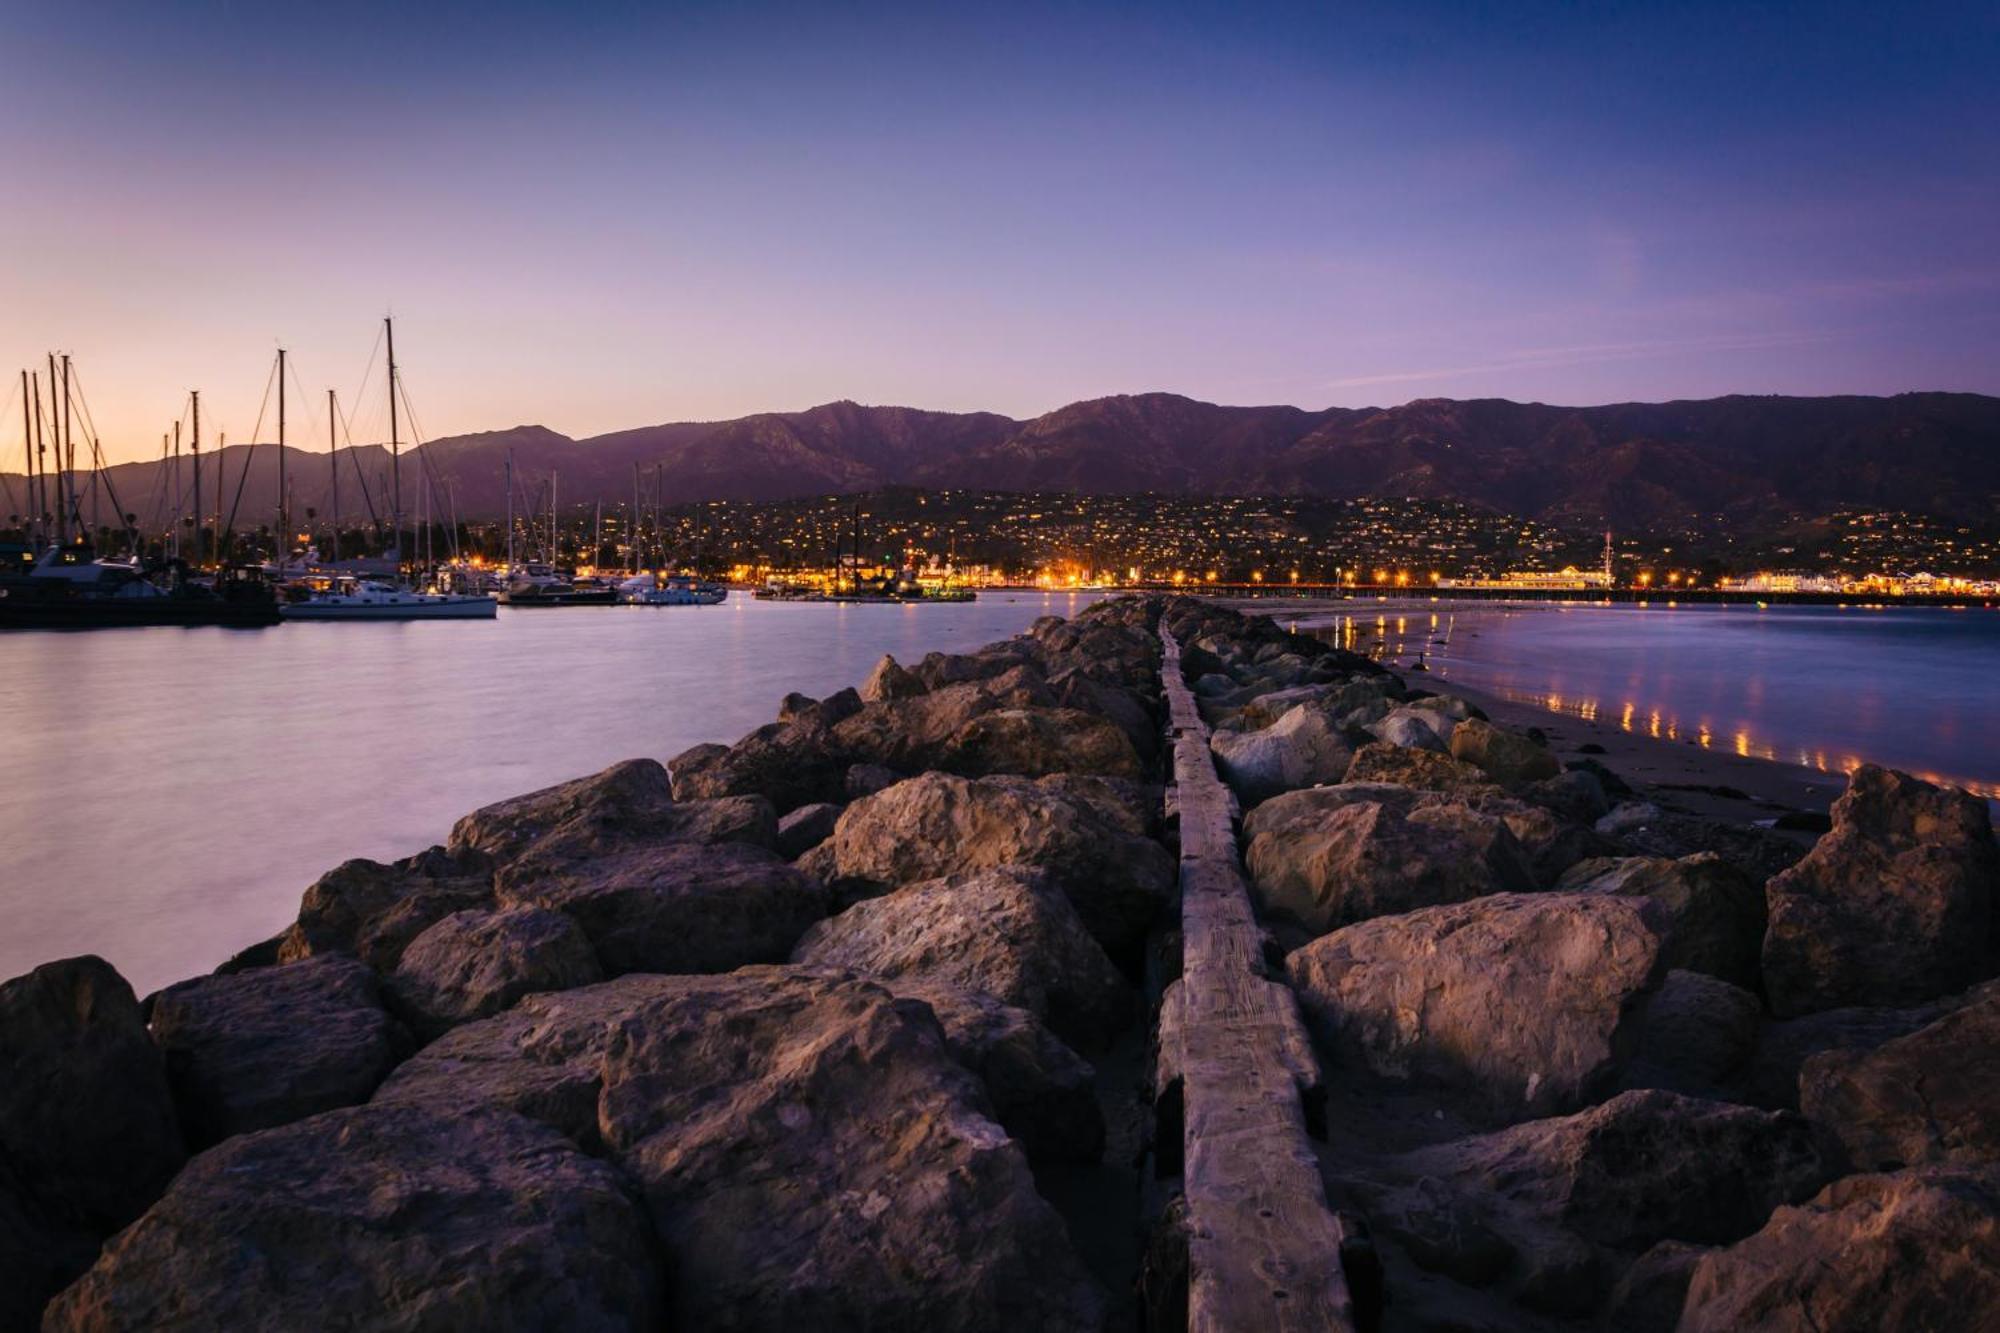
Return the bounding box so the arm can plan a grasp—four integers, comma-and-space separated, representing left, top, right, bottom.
1159, 626, 1358, 1331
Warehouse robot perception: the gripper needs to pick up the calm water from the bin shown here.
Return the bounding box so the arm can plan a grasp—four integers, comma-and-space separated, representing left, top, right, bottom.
0, 592, 1103, 993
1300, 600, 1999, 800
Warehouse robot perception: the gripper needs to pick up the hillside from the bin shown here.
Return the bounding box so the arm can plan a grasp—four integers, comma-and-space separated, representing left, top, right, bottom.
7, 391, 1995, 535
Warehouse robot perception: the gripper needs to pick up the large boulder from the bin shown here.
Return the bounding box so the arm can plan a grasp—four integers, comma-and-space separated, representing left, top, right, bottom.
1729, 995, 1959, 1111
1448, 717, 1561, 786
1343, 741, 1494, 793
826, 772, 1174, 966
448, 757, 677, 864
1209, 704, 1355, 806
277, 853, 492, 971
1035, 773, 1161, 838
890, 979, 1105, 1165
1604, 807, 1807, 885
1800, 985, 2000, 1171
1287, 893, 1669, 1121
496, 839, 826, 977
790, 866, 1133, 1051
1046, 668, 1158, 764
597, 967, 1107, 1331
0, 958, 185, 1328
1361, 1090, 1826, 1316
1763, 765, 1999, 1018
830, 667, 1054, 774
775, 801, 842, 858
936, 706, 1144, 779
1369, 706, 1453, 753
43, 1106, 663, 1331
860, 653, 927, 702
1246, 797, 1535, 934
1631, 970, 1763, 1093
372, 975, 680, 1151
1678, 1166, 2000, 1331
669, 722, 848, 813
148, 955, 408, 1148
387, 905, 603, 1039
1559, 854, 1766, 989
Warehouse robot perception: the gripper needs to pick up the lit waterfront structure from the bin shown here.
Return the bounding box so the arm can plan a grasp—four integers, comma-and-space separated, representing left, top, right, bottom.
1717, 572, 1846, 594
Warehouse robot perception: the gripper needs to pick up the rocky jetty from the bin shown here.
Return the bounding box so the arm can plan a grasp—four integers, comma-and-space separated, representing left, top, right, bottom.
4, 594, 1997, 1331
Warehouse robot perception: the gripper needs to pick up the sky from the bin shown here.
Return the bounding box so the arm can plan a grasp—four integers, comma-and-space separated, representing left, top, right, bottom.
2, 0, 1996, 464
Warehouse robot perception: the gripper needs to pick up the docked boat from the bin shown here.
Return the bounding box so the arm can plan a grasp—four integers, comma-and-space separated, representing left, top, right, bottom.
619, 573, 728, 605
497, 562, 617, 606
280, 578, 495, 620
0, 545, 281, 629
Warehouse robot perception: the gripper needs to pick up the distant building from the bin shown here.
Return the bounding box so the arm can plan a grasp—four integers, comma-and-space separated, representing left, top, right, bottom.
1438, 565, 1611, 591
1718, 572, 1844, 593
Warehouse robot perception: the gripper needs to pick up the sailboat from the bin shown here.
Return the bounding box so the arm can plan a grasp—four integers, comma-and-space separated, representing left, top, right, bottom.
282, 319, 494, 621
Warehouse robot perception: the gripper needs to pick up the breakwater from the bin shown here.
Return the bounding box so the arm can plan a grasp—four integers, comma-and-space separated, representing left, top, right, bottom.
3, 594, 1997, 1330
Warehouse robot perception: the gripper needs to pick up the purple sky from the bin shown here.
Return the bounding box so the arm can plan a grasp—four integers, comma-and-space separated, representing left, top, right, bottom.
3, 1, 1996, 464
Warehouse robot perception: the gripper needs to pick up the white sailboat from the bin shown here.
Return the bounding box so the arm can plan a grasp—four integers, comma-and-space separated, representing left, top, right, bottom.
281, 319, 494, 621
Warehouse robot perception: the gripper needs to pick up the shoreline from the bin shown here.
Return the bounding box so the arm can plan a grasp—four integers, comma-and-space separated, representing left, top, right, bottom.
1231, 594, 1991, 815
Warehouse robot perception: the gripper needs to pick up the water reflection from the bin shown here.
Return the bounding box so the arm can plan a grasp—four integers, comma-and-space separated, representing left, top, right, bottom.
1302, 601, 1998, 801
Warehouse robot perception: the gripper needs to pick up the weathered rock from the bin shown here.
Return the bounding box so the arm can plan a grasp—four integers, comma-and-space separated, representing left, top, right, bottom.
1288, 893, 1669, 1120
388, 905, 603, 1038
937, 706, 1144, 779
1210, 704, 1355, 805
1246, 797, 1535, 934
1035, 773, 1161, 838
496, 839, 826, 977
827, 772, 1174, 965
790, 866, 1133, 1051
1800, 985, 2000, 1171
448, 757, 678, 865
597, 967, 1107, 1331
831, 667, 1054, 774
43, 1106, 663, 1332
775, 801, 842, 858
1560, 853, 1766, 988
1729, 996, 1958, 1111
844, 762, 902, 798
1521, 768, 1611, 825
1678, 1166, 2000, 1332
1763, 765, 1999, 1017
890, 979, 1105, 1164
860, 653, 927, 702
372, 975, 680, 1151
1365, 1091, 1825, 1316
1343, 740, 1493, 792
148, 955, 408, 1148
1600, 1240, 1708, 1333
1449, 717, 1561, 786
277, 854, 492, 971
1632, 970, 1762, 1092
0, 958, 184, 1327
669, 722, 848, 813
1369, 706, 1452, 752
1047, 668, 1160, 763
1440, 787, 1610, 883
1240, 782, 1424, 841
1235, 682, 1337, 731
779, 686, 862, 728
1609, 808, 1808, 885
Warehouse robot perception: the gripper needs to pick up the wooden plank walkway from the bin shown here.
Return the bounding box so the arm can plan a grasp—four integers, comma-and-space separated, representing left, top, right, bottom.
1160, 628, 1357, 1333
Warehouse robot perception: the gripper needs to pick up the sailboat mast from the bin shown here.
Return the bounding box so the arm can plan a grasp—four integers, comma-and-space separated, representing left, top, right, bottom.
328, 390, 340, 564
18, 370, 34, 546
385, 317, 400, 568
60, 354, 77, 543
504, 452, 515, 570
190, 392, 203, 566
550, 470, 558, 564
172, 421, 182, 560
631, 463, 640, 574
276, 348, 287, 564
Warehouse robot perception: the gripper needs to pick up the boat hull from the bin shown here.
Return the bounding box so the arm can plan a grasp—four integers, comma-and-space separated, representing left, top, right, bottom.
281, 598, 497, 621
0, 599, 281, 630
496, 589, 619, 606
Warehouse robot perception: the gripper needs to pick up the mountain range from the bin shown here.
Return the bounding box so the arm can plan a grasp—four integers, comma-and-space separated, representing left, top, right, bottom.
8, 391, 1996, 535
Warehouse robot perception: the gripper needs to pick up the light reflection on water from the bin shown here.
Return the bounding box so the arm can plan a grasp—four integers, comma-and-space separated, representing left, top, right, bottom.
0, 592, 1103, 992
1302, 600, 1998, 801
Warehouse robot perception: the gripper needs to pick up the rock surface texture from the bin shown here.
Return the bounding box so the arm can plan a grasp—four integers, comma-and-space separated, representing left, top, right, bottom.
1762, 764, 1999, 1017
